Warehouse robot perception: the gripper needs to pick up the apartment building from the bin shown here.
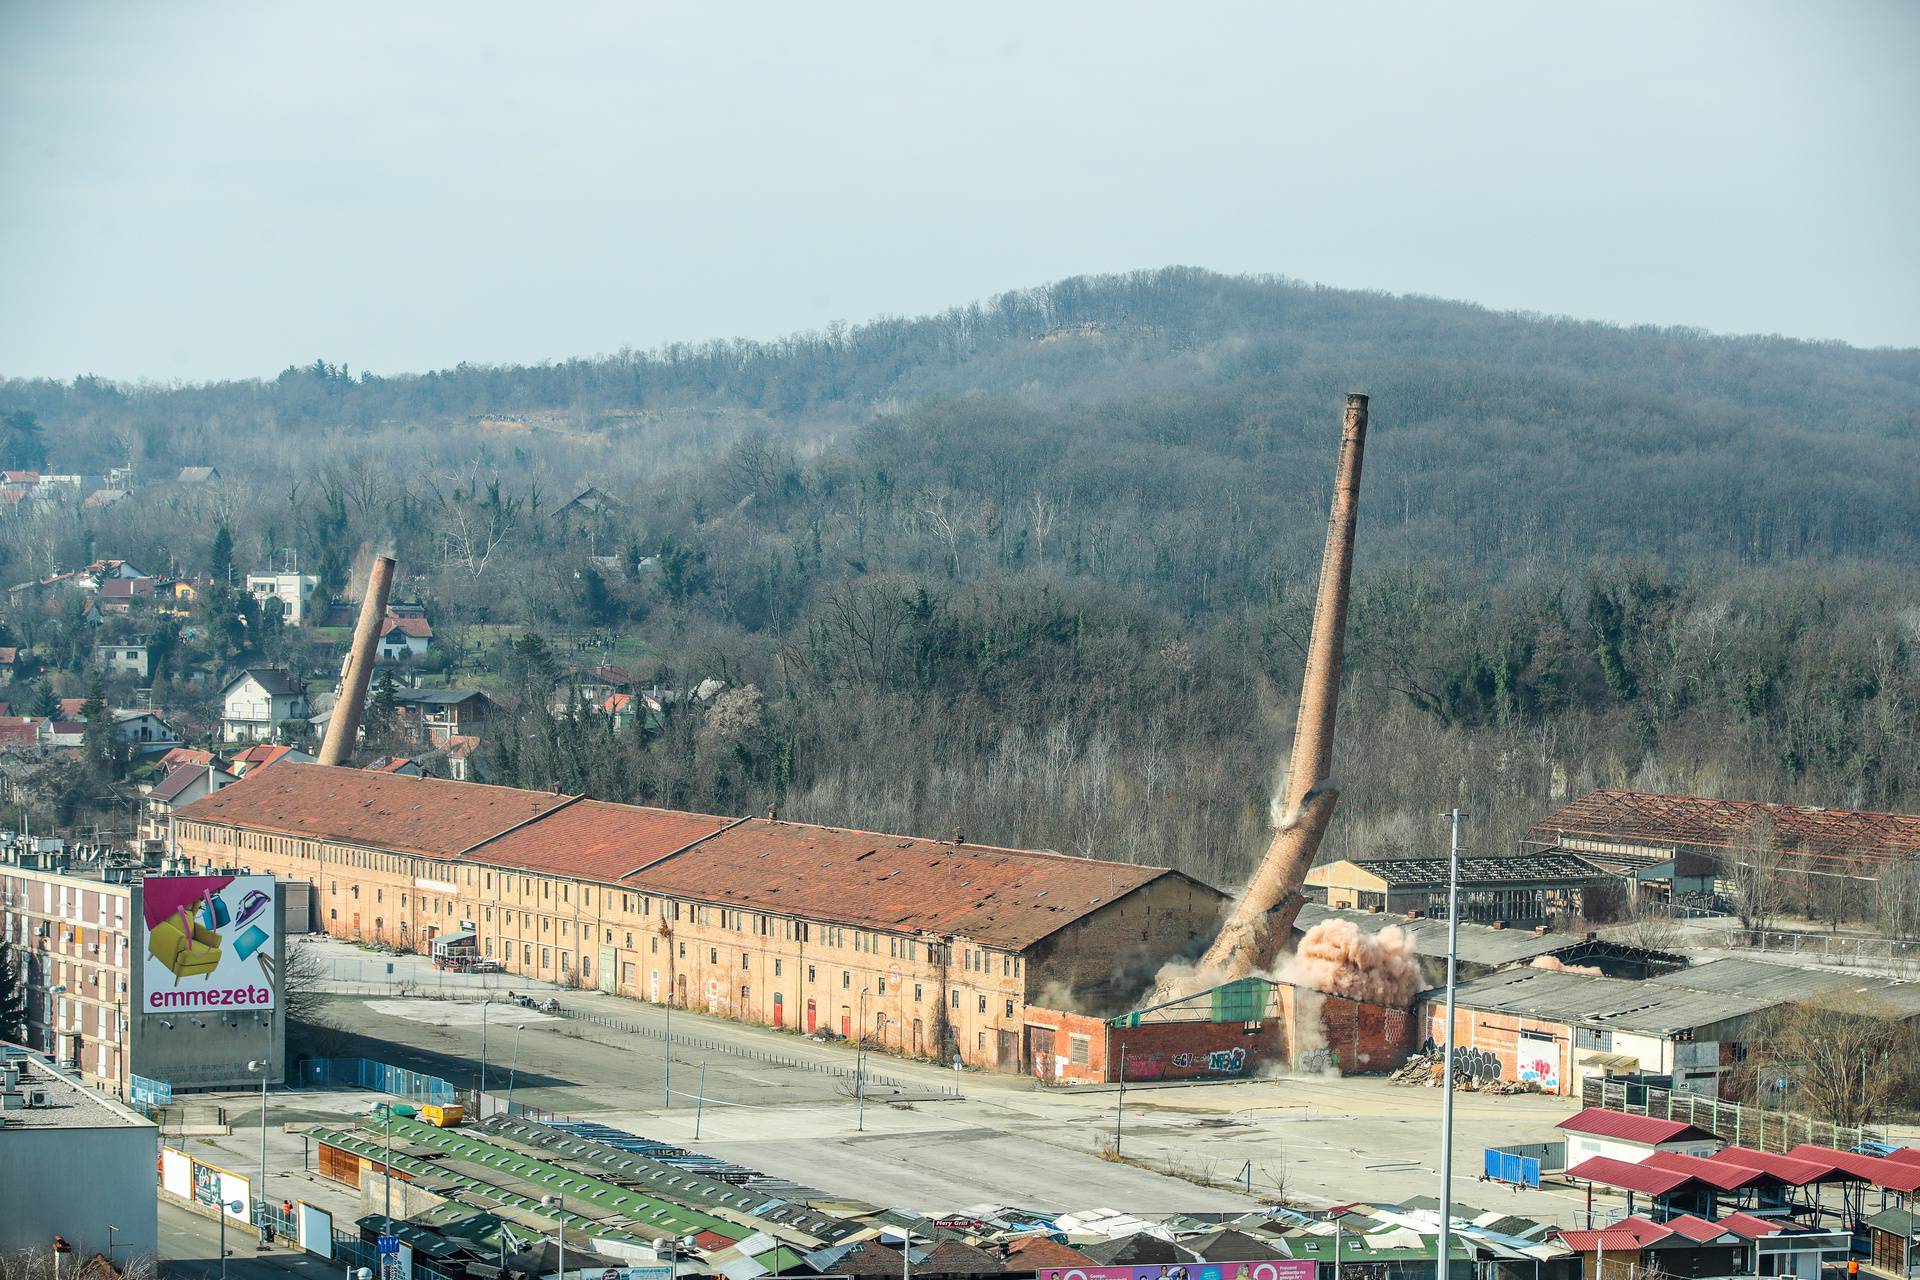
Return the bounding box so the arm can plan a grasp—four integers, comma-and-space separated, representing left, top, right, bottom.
172, 764, 1224, 1071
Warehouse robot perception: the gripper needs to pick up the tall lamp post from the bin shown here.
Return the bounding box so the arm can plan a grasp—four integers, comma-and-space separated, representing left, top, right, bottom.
379, 1104, 418, 1221
506, 1024, 526, 1112
1437, 808, 1467, 1280
247, 1059, 270, 1236
540, 1193, 566, 1280
218, 1198, 244, 1280
479, 998, 493, 1103
855, 986, 871, 1132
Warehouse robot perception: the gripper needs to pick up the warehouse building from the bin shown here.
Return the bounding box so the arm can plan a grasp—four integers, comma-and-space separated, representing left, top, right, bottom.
1304, 852, 1616, 925
171, 765, 1226, 1071
0, 1047, 158, 1259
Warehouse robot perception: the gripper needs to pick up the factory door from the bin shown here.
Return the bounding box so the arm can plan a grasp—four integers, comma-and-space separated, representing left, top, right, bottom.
676, 974, 687, 1004
840, 1006, 851, 1038
912, 1019, 924, 1055
805, 999, 817, 1033
772, 993, 784, 1027
1028, 1027, 1055, 1082
996, 1029, 1018, 1070
598, 946, 617, 994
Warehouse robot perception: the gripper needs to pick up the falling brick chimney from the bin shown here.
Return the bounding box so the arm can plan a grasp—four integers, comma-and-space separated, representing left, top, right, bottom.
317, 554, 395, 768
1182, 394, 1369, 987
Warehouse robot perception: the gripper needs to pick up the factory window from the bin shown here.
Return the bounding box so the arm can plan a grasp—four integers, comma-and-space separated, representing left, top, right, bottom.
878, 979, 887, 995
742, 953, 750, 969
524, 944, 532, 963
914, 984, 923, 1002
643, 897, 651, 915
1069, 1034, 1090, 1065
1013, 957, 1021, 977
625, 932, 633, 948
1005, 1000, 1014, 1017
678, 942, 686, 958
485, 873, 493, 890
651, 938, 658, 954
978, 995, 987, 1013
1003, 956, 1011, 977
351, 886, 359, 899
375, 889, 383, 903
583, 889, 590, 906
375, 917, 383, 929
329, 909, 337, 921
807, 965, 816, 982
542, 947, 551, 967
842, 971, 851, 989
952, 990, 960, 1009
400, 894, 407, 908
543, 882, 550, 899
541, 918, 549, 933
484, 941, 492, 956
773, 960, 782, 977
709, 947, 718, 963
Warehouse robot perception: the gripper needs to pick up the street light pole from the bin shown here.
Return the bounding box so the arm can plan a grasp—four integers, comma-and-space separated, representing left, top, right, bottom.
248, 1059, 269, 1234
1438, 807, 1467, 1280
219, 1199, 243, 1280
479, 999, 492, 1102
856, 987, 871, 1132
541, 1194, 565, 1280
507, 1024, 526, 1112
694, 1062, 707, 1139
663, 996, 672, 1109
1115, 1043, 1128, 1155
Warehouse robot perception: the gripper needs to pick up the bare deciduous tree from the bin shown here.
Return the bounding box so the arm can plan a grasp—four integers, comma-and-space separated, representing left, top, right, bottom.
1736, 996, 1919, 1128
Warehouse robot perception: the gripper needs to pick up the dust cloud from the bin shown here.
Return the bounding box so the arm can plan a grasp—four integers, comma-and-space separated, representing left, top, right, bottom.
1529, 954, 1604, 977
1276, 918, 1422, 1006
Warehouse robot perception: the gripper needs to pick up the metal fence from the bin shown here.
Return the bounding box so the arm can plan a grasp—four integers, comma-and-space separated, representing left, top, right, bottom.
1582, 1077, 1877, 1154
1484, 1148, 1542, 1188
1740, 930, 1920, 975
300, 1057, 457, 1104
550, 1005, 965, 1100
334, 1232, 461, 1280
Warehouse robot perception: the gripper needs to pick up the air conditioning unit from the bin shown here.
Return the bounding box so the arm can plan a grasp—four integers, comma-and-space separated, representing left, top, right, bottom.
24, 1086, 52, 1107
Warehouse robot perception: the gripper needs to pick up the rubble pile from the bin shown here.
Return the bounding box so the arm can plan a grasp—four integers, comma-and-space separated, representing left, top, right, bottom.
1388, 1053, 1539, 1094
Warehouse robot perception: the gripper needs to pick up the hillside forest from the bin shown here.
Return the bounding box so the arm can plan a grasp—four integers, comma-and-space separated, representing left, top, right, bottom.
2, 269, 1918, 926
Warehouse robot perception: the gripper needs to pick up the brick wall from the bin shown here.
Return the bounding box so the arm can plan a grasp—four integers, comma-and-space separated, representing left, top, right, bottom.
1421, 998, 1575, 1095
1279, 983, 1416, 1075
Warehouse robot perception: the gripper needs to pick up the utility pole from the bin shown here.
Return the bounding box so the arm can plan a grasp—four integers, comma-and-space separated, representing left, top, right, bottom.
1115, 1043, 1128, 1155
507, 1024, 525, 1111
479, 998, 491, 1101
1438, 808, 1467, 1280
248, 1059, 269, 1237
857, 987, 871, 1132
663, 996, 672, 1108
694, 1063, 707, 1140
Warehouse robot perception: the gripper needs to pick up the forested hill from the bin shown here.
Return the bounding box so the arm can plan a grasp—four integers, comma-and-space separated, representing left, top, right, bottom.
4, 268, 1918, 915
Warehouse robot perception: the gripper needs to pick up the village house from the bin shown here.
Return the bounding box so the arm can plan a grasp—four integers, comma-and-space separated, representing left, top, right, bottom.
219, 668, 309, 741
376, 612, 433, 659
111, 708, 179, 752
142, 761, 237, 841
170, 764, 1226, 1071
244, 570, 320, 626
94, 639, 151, 679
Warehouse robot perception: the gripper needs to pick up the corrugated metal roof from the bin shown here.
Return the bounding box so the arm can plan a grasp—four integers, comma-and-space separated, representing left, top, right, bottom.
1564, 1156, 1698, 1196
1785, 1144, 1920, 1193
1556, 1108, 1716, 1146
1532, 789, 1920, 871
1711, 1146, 1850, 1186
1554, 1217, 1673, 1251
1341, 853, 1610, 888
1644, 1150, 1781, 1192
1438, 966, 1775, 1035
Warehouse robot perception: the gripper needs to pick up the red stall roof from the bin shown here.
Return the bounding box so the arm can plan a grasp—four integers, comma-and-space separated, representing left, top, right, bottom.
1662, 1216, 1740, 1244
1716, 1213, 1786, 1240
1645, 1150, 1787, 1192
1566, 1155, 1699, 1197
1712, 1145, 1858, 1186
1556, 1108, 1719, 1146
1556, 1218, 1674, 1252
1785, 1144, 1920, 1194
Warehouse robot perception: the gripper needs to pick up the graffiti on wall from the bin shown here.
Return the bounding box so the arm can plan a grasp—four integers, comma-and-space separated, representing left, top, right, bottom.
1421, 1038, 1503, 1083
1121, 1044, 1252, 1081
1518, 1053, 1560, 1091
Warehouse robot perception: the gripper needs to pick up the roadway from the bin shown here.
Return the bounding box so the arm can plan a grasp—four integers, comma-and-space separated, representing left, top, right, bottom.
158, 1201, 338, 1280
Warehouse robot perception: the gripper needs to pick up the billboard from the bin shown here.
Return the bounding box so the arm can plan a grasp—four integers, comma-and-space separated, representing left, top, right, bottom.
1042, 1266, 1316, 1280
141, 874, 277, 1014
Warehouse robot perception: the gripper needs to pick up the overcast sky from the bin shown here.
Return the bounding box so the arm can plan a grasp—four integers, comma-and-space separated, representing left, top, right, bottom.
3, 1, 1916, 383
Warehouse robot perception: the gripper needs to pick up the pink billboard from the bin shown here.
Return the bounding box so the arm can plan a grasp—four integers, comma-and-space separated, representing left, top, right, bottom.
1042, 1264, 1316, 1280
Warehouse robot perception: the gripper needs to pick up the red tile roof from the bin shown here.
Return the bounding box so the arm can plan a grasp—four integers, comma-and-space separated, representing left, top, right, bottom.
172, 765, 1204, 950
58, 698, 87, 720
383, 614, 433, 639
150, 763, 216, 805
1003, 1239, 1096, 1269
233, 743, 304, 772
1566, 1155, 1698, 1197
158, 747, 218, 771
1882, 1148, 1920, 1167
176, 763, 575, 857
466, 799, 737, 883
1557, 1109, 1718, 1146
1534, 789, 1920, 872
624, 817, 1184, 950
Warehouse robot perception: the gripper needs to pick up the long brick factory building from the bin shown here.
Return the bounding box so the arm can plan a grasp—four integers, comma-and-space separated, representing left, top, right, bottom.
172, 764, 1228, 1072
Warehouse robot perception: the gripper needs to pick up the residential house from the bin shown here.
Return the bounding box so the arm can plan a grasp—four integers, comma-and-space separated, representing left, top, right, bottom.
83, 488, 129, 509
0, 716, 53, 751
48, 721, 86, 748
94, 577, 157, 613
244, 571, 320, 626
395, 688, 495, 744
112, 709, 179, 752
153, 746, 217, 773
220, 668, 309, 741
176, 466, 220, 484
85, 559, 148, 583
94, 640, 151, 679
2, 470, 40, 487
551, 664, 637, 713
143, 761, 237, 841
230, 742, 315, 775
364, 756, 425, 777
440, 734, 487, 783
376, 613, 432, 660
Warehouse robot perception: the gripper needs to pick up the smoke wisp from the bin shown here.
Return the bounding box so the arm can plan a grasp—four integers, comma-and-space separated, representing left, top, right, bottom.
1529, 954, 1604, 977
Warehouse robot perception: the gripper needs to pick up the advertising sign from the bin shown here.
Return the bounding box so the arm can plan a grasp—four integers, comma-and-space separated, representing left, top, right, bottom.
1042, 1265, 1316, 1280
141, 874, 277, 1014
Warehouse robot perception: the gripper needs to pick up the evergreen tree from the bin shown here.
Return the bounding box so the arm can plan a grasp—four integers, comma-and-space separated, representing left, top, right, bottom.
366, 669, 403, 753
80, 672, 119, 779
0, 410, 48, 471
210, 523, 236, 585
0, 939, 25, 1043
25, 678, 56, 719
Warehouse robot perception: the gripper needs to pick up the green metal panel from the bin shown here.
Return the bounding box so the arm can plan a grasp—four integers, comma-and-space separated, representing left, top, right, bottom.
1210, 977, 1270, 1022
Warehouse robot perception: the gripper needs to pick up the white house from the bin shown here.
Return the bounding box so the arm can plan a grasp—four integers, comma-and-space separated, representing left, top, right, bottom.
1556, 1107, 1721, 1167
376, 613, 432, 660
94, 640, 151, 679
220, 668, 309, 741
245, 571, 321, 626
112, 708, 180, 752
144, 761, 237, 840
